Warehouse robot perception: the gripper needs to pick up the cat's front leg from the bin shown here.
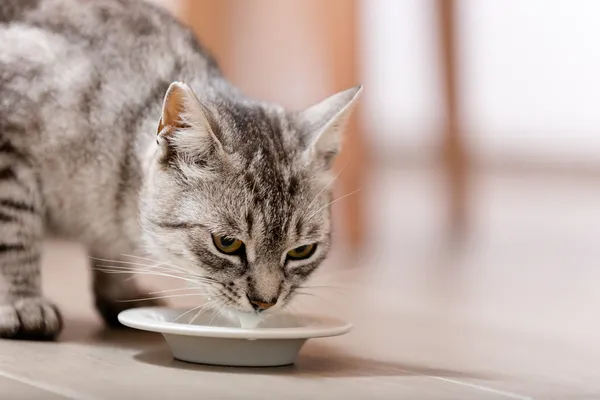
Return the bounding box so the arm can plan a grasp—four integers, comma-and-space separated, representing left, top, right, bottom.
0, 152, 62, 340
92, 258, 165, 327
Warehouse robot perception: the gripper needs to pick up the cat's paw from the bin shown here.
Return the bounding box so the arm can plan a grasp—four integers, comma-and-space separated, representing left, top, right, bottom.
0, 297, 63, 340
95, 291, 165, 328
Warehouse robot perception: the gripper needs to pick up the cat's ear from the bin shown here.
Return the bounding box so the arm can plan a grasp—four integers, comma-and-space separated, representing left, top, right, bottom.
156, 81, 223, 164
299, 85, 362, 169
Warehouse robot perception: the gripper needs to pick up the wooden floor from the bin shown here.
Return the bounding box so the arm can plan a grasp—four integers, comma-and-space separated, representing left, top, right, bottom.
1, 166, 599, 399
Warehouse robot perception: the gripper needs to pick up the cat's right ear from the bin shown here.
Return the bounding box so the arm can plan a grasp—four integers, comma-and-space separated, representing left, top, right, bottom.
298, 85, 362, 170
156, 82, 224, 165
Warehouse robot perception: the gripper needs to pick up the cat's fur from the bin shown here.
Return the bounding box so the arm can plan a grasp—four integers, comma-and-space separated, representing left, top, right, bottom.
0, 0, 361, 340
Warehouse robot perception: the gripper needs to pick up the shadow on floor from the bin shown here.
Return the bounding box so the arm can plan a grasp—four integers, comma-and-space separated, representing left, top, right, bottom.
132, 342, 490, 380
59, 317, 162, 349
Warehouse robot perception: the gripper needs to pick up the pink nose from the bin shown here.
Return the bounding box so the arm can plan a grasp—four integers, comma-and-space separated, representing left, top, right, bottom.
249, 299, 276, 311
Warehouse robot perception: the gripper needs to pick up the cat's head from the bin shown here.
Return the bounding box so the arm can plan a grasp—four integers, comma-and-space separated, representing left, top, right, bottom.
140, 82, 361, 319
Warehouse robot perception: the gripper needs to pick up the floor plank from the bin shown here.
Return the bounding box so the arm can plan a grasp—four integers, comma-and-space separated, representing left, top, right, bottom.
0, 374, 72, 399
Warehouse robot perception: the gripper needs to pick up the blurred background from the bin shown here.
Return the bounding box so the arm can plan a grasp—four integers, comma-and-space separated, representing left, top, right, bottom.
46, 0, 600, 347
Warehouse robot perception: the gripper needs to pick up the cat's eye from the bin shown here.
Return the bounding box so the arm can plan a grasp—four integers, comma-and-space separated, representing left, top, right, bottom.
287, 244, 317, 261
212, 235, 244, 255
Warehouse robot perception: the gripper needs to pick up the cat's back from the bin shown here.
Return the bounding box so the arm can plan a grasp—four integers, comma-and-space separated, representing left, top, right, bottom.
0, 0, 208, 68
0, 0, 219, 242
0, 0, 217, 149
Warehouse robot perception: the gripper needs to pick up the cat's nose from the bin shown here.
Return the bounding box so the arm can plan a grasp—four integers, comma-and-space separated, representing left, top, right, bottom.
248, 296, 276, 312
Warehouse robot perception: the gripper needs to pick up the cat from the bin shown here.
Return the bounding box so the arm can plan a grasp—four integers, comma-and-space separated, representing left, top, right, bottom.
0, 0, 361, 340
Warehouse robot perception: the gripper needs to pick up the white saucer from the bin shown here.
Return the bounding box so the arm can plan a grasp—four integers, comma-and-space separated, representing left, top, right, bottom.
118, 307, 352, 367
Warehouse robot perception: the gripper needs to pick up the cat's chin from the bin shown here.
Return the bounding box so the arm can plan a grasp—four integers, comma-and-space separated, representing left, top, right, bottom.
220, 308, 265, 329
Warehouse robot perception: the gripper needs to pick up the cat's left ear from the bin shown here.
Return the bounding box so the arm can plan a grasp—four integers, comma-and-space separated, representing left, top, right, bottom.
299, 85, 362, 169
156, 81, 224, 164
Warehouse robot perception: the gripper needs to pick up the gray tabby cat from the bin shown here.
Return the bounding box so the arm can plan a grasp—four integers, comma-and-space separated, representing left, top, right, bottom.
0, 0, 361, 340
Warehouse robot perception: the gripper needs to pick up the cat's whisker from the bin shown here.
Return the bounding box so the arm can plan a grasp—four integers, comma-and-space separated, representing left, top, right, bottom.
293, 289, 341, 307
304, 161, 348, 214
124, 251, 164, 265
124, 252, 223, 286
309, 272, 361, 285
90, 257, 157, 268
92, 264, 214, 282
92, 261, 181, 276
148, 286, 207, 295
94, 267, 198, 282
282, 301, 300, 316
91, 256, 215, 287
299, 283, 344, 289
207, 305, 226, 327
115, 293, 208, 303
90, 258, 179, 272
189, 302, 217, 325
309, 269, 366, 286
298, 284, 348, 295
172, 303, 211, 323
123, 263, 167, 283
93, 267, 206, 285
92, 256, 208, 280
192, 301, 219, 321
293, 291, 321, 299
216, 307, 228, 325
306, 188, 362, 221
121, 254, 200, 276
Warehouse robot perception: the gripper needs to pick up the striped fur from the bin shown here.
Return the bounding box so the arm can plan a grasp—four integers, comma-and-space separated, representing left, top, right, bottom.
0, 0, 361, 339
